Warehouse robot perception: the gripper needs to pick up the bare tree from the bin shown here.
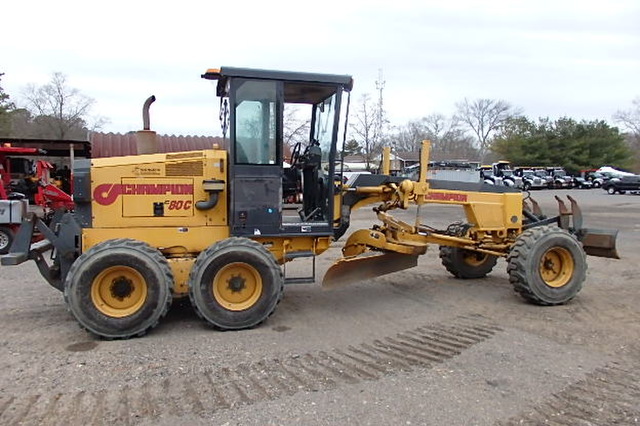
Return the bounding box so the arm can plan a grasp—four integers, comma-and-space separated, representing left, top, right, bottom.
21, 72, 104, 139
614, 97, 640, 143
389, 120, 427, 152
455, 98, 520, 163
283, 105, 310, 155
350, 93, 382, 171
614, 97, 640, 172
388, 113, 477, 160
419, 113, 477, 159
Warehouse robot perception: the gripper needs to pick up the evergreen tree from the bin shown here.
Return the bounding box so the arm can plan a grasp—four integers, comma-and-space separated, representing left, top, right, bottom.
493, 117, 631, 173
0, 72, 15, 136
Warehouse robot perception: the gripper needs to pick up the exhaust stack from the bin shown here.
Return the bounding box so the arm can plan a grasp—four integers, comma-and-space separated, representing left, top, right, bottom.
136, 95, 158, 154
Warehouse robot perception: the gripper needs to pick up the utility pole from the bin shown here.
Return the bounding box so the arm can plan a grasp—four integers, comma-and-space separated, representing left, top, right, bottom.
374, 68, 386, 148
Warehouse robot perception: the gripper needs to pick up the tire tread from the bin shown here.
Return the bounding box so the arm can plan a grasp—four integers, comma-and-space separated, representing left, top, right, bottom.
439, 246, 498, 279
63, 238, 173, 340
188, 237, 283, 330
507, 225, 586, 305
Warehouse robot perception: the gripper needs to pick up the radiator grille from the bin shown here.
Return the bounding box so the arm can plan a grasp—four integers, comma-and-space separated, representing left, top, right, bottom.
166, 160, 204, 176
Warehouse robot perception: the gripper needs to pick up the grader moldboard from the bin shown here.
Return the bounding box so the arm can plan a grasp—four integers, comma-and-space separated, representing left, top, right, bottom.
1, 67, 619, 339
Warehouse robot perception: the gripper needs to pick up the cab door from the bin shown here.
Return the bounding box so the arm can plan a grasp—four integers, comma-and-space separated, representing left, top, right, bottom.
229, 79, 283, 237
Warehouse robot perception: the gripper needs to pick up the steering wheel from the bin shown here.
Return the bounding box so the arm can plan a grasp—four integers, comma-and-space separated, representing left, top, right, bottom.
290, 142, 302, 167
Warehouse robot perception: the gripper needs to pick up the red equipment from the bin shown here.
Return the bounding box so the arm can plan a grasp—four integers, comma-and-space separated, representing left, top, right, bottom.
0, 147, 74, 253
33, 160, 75, 211
0, 147, 41, 197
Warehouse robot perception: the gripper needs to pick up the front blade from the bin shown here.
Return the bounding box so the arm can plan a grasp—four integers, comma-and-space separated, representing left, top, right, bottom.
322, 252, 419, 289
577, 228, 620, 259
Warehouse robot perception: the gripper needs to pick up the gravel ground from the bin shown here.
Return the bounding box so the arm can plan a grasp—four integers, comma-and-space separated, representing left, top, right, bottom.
1, 189, 639, 425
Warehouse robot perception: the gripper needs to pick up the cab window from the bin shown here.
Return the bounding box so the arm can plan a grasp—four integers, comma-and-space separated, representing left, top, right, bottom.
234, 80, 278, 165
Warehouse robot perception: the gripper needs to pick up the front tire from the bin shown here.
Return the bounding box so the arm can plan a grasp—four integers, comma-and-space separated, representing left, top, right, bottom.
64, 239, 173, 339
189, 237, 283, 330
439, 246, 498, 279
507, 225, 586, 305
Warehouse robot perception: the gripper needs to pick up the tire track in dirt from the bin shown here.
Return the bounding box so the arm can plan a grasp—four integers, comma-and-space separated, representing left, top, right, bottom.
498, 361, 640, 426
0, 314, 500, 425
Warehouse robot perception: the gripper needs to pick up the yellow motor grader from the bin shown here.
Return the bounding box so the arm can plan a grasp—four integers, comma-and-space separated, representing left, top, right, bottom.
1, 67, 619, 339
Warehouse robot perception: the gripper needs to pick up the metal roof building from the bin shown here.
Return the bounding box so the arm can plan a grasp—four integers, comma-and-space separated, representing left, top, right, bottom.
2, 133, 225, 159
90, 132, 225, 158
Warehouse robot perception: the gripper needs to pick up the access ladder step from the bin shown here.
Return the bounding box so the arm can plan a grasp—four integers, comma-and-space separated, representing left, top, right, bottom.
283, 251, 316, 285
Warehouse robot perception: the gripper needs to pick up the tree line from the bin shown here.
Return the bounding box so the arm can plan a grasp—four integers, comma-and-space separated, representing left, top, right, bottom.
348, 90, 640, 174
2, 70, 639, 173
0, 72, 105, 140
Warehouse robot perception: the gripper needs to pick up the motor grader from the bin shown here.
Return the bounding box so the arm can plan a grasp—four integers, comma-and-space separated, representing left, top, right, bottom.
1, 67, 619, 339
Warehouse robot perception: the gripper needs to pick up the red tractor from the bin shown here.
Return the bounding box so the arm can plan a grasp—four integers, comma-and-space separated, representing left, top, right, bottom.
0, 147, 74, 253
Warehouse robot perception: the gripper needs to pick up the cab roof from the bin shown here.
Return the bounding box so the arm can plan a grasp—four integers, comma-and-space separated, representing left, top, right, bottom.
202, 66, 353, 104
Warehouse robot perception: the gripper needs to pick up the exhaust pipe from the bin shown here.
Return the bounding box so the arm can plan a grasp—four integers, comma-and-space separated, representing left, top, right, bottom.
142, 95, 156, 130
136, 95, 158, 155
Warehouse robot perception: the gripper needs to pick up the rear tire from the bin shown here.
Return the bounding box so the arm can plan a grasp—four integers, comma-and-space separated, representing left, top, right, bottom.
507, 225, 586, 305
0, 226, 14, 255
439, 246, 498, 279
606, 186, 616, 195
64, 239, 173, 339
189, 237, 283, 330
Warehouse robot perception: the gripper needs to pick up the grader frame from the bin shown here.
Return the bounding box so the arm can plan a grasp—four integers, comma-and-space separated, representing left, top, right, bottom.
1, 66, 619, 340
323, 141, 618, 288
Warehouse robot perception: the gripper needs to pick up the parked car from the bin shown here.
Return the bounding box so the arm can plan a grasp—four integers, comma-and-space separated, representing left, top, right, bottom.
572, 177, 593, 189
573, 176, 594, 189
602, 175, 640, 194
479, 161, 523, 188
546, 167, 573, 189
514, 168, 547, 191
532, 168, 554, 188
584, 171, 605, 188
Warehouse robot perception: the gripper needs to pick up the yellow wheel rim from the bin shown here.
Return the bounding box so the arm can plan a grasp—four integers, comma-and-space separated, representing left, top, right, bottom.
539, 247, 574, 288
91, 266, 148, 318
463, 251, 487, 267
212, 262, 263, 311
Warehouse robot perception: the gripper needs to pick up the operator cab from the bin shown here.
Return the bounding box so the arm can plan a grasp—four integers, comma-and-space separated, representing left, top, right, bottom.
202, 67, 353, 237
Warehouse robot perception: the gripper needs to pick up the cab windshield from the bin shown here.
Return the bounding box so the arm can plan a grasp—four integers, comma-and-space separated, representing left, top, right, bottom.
312, 93, 338, 164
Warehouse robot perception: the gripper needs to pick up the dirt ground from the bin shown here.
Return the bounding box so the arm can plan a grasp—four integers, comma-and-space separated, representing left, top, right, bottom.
0, 189, 639, 425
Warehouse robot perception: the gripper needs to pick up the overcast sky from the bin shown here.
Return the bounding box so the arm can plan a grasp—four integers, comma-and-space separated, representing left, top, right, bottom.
2, 0, 639, 137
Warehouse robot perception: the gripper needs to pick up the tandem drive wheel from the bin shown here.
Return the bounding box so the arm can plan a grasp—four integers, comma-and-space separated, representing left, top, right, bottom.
188, 237, 284, 330
64, 239, 173, 339
507, 225, 587, 305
